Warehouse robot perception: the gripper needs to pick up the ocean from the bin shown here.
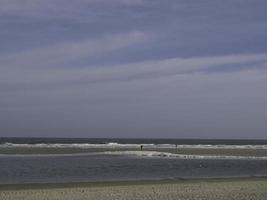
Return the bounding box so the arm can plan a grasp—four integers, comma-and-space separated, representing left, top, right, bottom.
2, 137, 267, 145
0, 138, 267, 184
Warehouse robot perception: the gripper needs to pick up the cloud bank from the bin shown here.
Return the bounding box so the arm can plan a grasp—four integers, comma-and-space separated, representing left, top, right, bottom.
0, 0, 267, 138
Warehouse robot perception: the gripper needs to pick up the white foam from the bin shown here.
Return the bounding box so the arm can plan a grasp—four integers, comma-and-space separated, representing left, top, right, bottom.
0, 150, 267, 160
0, 142, 139, 148
101, 150, 267, 160
1, 142, 267, 149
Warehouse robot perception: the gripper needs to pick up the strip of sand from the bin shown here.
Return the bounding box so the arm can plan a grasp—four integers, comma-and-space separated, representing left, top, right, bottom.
1, 147, 267, 157
1, 177, 267, 200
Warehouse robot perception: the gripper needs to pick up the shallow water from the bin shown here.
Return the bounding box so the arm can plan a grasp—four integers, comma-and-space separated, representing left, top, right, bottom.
1, 154, 267, 184
1, 138, 267, 184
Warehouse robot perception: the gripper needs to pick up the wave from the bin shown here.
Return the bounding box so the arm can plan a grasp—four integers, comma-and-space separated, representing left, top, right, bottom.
101, 151, 267, 160
1, 142, 267, 149
0, 142, 142, 148
1, 150, 267, 160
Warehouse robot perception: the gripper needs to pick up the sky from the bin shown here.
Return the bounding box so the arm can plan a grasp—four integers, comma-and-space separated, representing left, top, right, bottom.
0, 0, 267, 139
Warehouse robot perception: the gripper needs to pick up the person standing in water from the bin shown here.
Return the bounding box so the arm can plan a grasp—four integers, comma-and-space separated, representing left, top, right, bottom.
140, 145, 143, 151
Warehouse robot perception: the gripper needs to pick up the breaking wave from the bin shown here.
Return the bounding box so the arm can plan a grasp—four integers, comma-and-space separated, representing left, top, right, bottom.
1, 150, 267, 160
1, 142, 267, 149
101, 150, 267, 160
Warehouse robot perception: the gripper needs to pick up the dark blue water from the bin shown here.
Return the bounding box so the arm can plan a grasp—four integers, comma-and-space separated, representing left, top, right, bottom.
0, 154, 267, 184
1, 137, 267, 184
1, 137, 267, 145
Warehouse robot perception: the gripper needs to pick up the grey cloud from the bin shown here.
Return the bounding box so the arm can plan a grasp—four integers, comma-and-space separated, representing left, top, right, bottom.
1, 68, 267, 138
0, 31, 147, 68
1, 52, 267, 88
1, 0, 267, 138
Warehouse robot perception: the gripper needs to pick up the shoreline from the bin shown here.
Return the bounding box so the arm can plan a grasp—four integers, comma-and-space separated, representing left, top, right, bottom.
1, 176, 267, 190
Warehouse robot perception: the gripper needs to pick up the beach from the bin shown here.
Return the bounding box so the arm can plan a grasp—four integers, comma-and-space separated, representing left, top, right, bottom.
1, 139, 267, 199
1, 178, 267, 200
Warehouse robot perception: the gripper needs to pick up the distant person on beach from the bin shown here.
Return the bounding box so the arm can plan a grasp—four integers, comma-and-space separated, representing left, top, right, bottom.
140, 145, 143, 151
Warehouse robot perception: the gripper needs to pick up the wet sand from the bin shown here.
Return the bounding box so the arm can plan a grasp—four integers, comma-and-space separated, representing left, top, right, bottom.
1, 177, 267, 200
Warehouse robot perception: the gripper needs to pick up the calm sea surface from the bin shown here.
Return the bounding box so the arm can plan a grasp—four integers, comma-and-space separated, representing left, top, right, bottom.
1, 137, 267, 145
0, 138, 267, 184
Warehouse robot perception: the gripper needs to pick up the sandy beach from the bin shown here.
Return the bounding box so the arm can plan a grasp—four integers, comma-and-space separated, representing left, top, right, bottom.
1, 177, 267, 200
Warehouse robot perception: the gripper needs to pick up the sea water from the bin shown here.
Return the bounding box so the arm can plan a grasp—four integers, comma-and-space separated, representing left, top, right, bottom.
0, 138, 267, 184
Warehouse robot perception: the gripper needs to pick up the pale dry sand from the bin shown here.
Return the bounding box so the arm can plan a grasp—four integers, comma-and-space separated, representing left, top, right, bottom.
1, 178, 267, 200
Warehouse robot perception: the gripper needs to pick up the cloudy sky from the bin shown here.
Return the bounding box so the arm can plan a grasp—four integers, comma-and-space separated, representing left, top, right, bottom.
1, 0, 267, 139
